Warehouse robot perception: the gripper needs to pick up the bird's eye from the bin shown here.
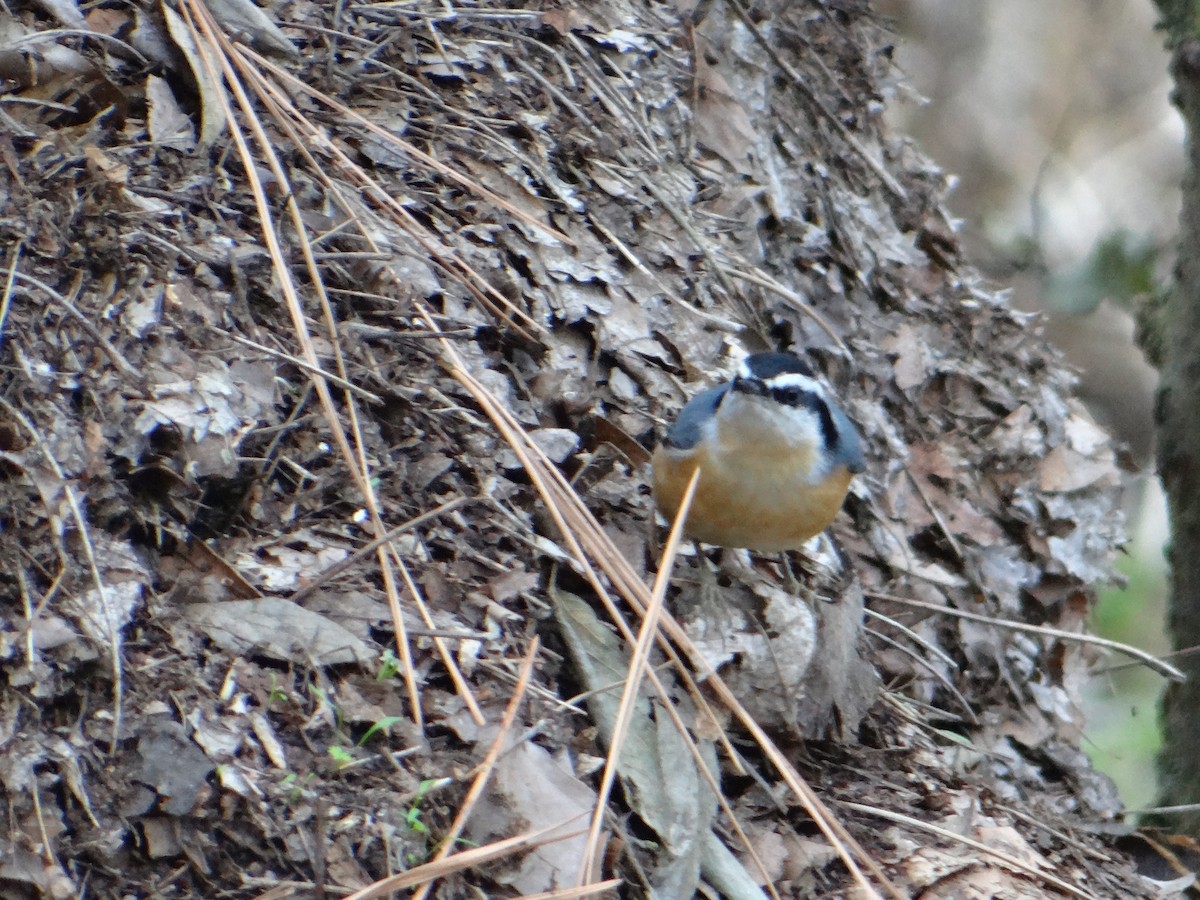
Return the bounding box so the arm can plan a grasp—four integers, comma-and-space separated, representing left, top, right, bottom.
775, 386, 802, 406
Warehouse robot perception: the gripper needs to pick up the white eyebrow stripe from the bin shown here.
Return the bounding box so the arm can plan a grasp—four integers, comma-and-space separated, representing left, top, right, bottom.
761, 373, 822, 392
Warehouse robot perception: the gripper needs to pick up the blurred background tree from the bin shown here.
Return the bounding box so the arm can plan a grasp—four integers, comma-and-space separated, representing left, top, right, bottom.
1142, 0, 1200, 835
880, 0, 1179, 810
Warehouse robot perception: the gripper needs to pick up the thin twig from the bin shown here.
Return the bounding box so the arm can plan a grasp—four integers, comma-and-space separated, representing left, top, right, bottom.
870, 591, 1185, 681
342, 819, 588, 899
724, 0, 907, 200
841, 801, 1099, 900
288, 497, 471, 603
0, 398, 126, 751
425, 309, 902, 899
579, 468, 699, 883
181, 0, 426, 729
410, 638, 541, 900
0, 241, 21, 349
864, 621, 978, 724
13, 271, 142, 382
723, 266, 848, 353
226, 333, 383, 404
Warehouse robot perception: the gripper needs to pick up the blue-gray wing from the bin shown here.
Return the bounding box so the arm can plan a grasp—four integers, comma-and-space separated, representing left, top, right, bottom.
661, 383, 730, 451
830, 404, 865, 473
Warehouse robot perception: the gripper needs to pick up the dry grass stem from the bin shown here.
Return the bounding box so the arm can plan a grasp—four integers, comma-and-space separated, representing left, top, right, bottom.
842, 802, 1100, 900
873, 592, 1184, 681
409, 637, 541, 900
425, 315, 902, 897
578, 467, 699, 883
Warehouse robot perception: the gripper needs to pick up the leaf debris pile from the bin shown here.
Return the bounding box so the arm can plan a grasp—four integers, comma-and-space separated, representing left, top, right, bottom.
0, 0, 1155, 896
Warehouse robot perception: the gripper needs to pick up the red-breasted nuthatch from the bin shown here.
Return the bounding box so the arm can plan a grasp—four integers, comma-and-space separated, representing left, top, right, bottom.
652, 351, 864, 552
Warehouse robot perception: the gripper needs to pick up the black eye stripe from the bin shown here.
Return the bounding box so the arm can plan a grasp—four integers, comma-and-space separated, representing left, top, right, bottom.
731, 376, 764, 397
729, 370, 843, 455
814, 397, 838, 452
734, 378, 819, 409
771, 385, 805, 406
766, 385, 840, 451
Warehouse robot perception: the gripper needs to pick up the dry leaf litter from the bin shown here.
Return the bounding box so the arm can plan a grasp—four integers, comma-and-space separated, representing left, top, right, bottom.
0, 0, 1160, 897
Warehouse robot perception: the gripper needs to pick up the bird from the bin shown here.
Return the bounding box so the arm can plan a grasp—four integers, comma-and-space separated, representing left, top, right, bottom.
651, 351, 864, 552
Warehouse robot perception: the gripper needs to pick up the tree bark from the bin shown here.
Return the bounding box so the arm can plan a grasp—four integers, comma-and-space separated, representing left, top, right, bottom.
1148, 1, 1200, 835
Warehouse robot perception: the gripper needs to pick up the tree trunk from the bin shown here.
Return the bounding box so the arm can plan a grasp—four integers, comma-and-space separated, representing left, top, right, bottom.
1147, 1, 1200, 835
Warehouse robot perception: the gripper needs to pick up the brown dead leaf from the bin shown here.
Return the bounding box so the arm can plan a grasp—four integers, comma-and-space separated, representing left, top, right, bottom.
909, 441, 956, 481
234, 532, 350, 593
738, 825, 787, 883
133, 719, 214, 817
900, 845, 974, 888
919, 866, 1025, 899
464, 736, 595, 894
1038, 445, 1118, 493
694, 55, 757, 171
182, 598, 374, 666
882, 324, 935, 391
797, 582, 880, 738
84, 145, 128, 187
141, 817, 181, 859
989, 403, 1045, 457
146, 74, 195, 150
160, 3, 226, 147
1062, 407, 1110, 455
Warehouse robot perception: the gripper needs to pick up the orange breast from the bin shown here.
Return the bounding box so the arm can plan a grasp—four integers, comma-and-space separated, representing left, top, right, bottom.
651, 443, 854, 552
